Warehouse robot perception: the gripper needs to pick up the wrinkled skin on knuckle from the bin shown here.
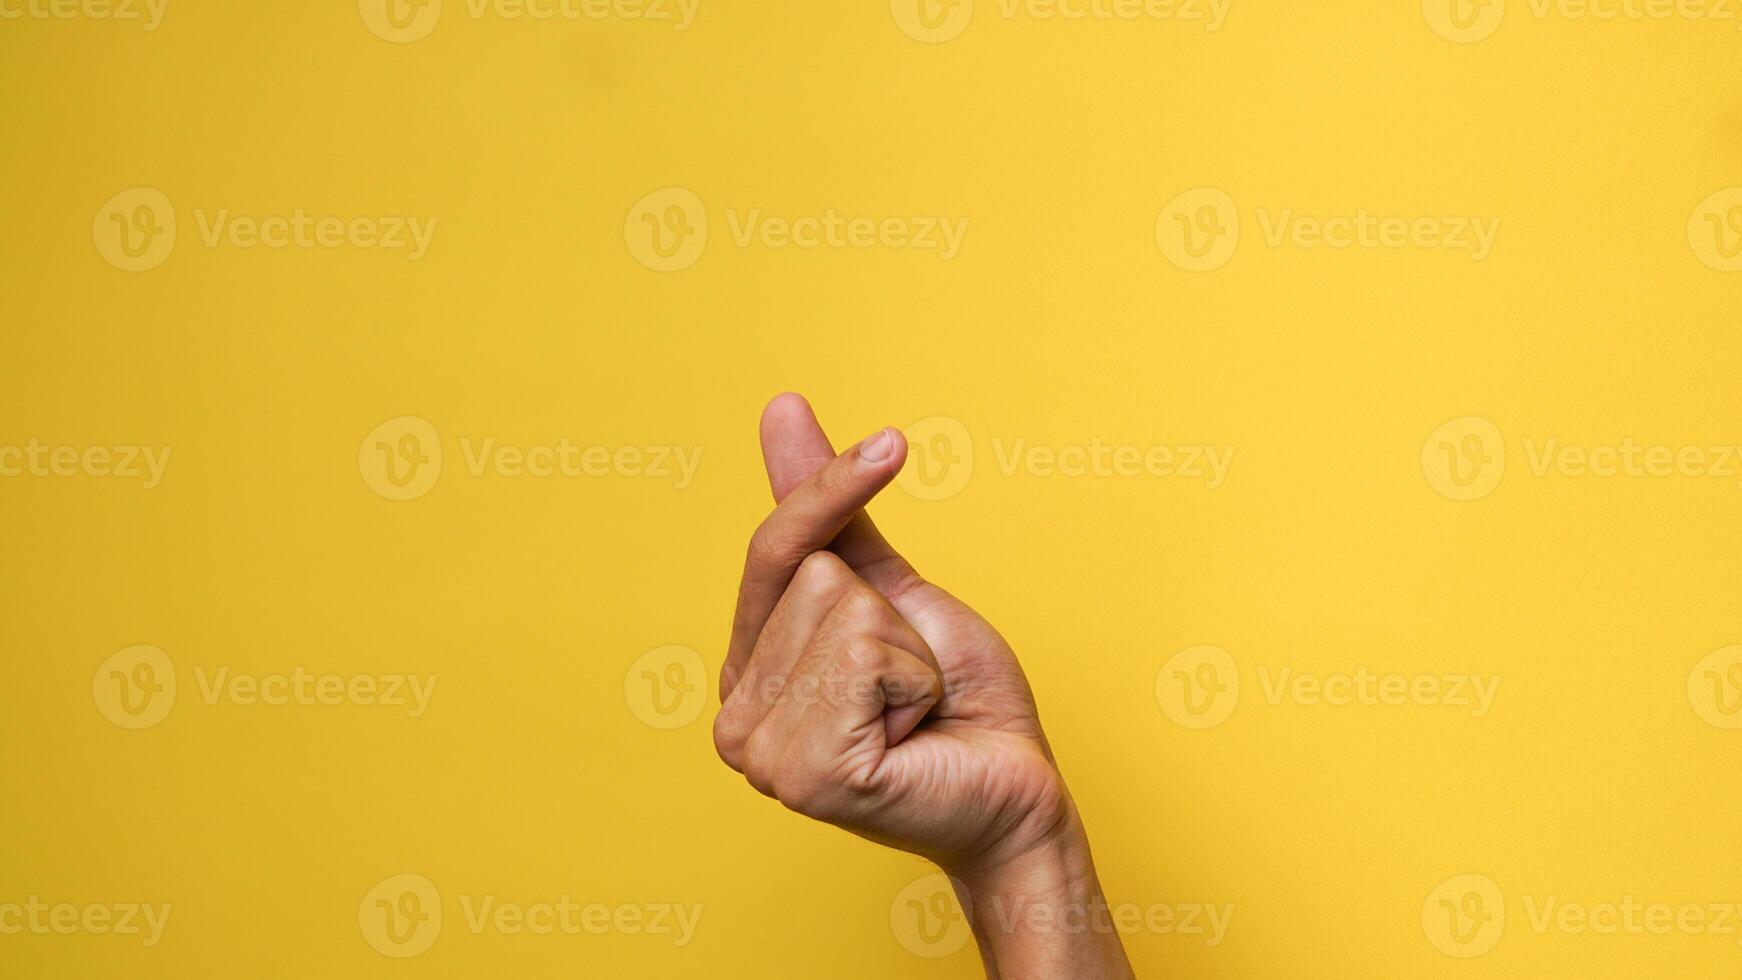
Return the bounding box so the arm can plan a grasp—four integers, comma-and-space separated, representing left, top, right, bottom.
741, 727, 782, 798
716, 661, 742, 703
712, 709, 749, 773
834, 586, 889, 628
882, 667, 940, 709
809, 457, 852, 499
840, 634, 886, 670
744, 520, 792, 571
793, 549, 851, 590
839, 756, 888, 798
840, 660, 889, 711
779, 758, 872, 824
770, 765, 823, 815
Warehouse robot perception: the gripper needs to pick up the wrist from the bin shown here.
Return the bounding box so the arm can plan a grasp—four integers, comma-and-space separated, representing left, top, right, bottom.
943, 805, 1135, 980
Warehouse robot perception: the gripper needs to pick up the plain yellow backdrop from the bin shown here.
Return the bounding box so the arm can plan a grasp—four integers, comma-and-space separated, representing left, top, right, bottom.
3, 0, 1740, 976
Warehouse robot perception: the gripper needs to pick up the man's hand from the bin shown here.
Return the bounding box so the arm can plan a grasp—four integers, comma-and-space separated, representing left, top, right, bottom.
713, 393, 1135, 980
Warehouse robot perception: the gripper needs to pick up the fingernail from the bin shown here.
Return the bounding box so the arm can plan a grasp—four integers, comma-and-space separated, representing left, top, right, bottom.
857, 428, 894, 463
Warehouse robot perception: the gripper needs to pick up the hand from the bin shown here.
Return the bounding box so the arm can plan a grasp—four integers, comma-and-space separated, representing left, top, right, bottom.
713, 394, 1134, 980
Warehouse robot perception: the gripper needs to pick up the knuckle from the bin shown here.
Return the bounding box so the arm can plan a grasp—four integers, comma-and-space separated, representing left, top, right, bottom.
772, 768, 824, 815
865, 555, 927, 600
794, 550, 849, 589
842, 763, 884, 798
835, 587, 886, 624
744, 767, 776, 800
711, 712, 748, 772
741, 729, 779, 798
769, 768, 799, 807
745, 522, 785, 569
717, 661, 742, 702
839, 635, 886, 671
811, 456, 852, 497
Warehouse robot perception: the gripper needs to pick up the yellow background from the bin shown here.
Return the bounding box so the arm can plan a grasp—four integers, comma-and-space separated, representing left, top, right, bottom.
3, 0, 1740, 976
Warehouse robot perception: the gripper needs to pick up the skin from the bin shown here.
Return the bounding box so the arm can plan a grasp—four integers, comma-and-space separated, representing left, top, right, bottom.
714, 393, 1135, 980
